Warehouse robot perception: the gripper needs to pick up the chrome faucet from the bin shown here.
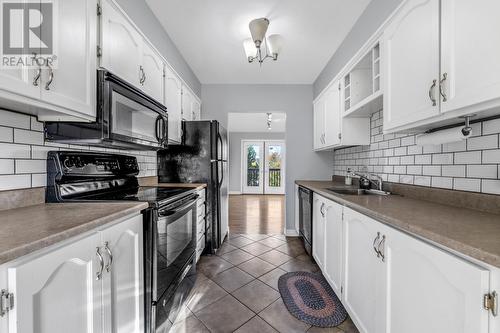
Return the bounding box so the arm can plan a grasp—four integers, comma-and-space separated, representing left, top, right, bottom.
352, 171, 384, 191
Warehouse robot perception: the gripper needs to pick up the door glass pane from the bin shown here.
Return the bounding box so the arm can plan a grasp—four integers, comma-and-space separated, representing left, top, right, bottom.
267, 145, 282, 188
246, 144, 261, 187
112, 91, 159, 142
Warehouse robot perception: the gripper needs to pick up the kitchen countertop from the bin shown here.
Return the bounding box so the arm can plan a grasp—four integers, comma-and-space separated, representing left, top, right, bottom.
0, 202, 148, 265
296, 180, 500, 268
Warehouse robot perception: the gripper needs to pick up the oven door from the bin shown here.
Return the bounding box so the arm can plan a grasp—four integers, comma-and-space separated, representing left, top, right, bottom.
155, 194, 198, 303
101, 70, 168, 149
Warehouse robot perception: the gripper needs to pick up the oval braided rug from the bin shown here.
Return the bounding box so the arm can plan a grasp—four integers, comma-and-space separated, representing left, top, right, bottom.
278, 271, 347, 327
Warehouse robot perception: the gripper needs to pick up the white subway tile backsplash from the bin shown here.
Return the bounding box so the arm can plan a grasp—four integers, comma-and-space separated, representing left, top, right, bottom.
442, 165, 466, 177
0, 174, 31, 191
0, 110, 31, 129
453, 178, 481, 192
0, 110, 157, 191
0, 159, 14, 174
0, 126, 13, 142
467, 165, 497, 179
15, 159, 46, 174
333, 113, 500, 194
467, 135, 498, 151
14, 129, 44, 145
0, 143, 31, 158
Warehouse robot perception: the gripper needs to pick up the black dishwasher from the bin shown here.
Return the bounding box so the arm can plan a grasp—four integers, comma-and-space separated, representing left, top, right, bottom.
298, 186, 313, 255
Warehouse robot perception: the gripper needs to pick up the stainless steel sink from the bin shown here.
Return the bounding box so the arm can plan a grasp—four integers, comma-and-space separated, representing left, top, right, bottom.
326, 187, 391, 196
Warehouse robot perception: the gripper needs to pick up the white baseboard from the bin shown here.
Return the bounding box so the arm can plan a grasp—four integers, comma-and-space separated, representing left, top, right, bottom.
229, 191, 241, 195
284, 229, 300, 237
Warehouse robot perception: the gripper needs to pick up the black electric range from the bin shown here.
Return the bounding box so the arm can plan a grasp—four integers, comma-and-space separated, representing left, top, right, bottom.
45, 151, 200, 333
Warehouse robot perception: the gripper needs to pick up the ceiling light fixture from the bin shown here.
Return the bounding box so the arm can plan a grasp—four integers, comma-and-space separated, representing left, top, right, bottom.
243, 18, 283, 66
267, 113, 273, 130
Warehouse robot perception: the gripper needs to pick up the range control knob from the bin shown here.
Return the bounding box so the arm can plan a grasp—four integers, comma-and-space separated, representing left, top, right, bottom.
63, 158, 74, 169
75, 157, 84, 168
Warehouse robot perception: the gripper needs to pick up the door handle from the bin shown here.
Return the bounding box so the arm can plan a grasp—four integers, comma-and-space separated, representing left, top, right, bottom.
428, 79, 437, 106
373, 232, 381, 257
139, 66, 146, 85
377, 235, 386, 262
45, 64, 54, 90
320, 203, 325, 217
104, 241, 113, 273
439, 73, 448, 102
96, 247, 104, 280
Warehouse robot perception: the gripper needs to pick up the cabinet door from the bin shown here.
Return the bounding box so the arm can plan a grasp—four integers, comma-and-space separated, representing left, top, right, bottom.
192, 99, 201, 121
383, 0, 440, 131
41, 0, 97, 117
141, 41, 163, 102
382, 226, 490, 333
165, 66, 182, 143
440, 0, 500, 114
343, 208, 384, 333
323, 199, 343, 297
164, 65, 183, 143
312, 194, 325, 270
313, 97, 325, 150
7, 233, 102, 333
101, 215, 144, 333
0, 1, 40, 100
101, 0, 142, 89
324, 81, 341, 147
181, 87, 193, 121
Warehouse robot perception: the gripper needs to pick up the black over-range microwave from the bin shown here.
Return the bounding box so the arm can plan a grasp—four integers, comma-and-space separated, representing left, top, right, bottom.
45, 70, 168, 150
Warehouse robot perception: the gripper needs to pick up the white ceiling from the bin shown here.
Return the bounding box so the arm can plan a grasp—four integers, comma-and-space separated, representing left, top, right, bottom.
145, 0, 371, 84
228, 113, 286, 132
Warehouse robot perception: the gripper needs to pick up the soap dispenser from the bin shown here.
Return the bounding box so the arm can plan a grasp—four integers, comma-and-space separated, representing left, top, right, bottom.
345, 168, 353, 186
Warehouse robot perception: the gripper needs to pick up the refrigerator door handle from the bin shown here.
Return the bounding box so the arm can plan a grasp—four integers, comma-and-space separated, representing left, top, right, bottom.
218, 161, 224, 188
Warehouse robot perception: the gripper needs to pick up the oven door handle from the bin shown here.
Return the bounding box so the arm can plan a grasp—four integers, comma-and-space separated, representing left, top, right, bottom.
158, 195, 199, 218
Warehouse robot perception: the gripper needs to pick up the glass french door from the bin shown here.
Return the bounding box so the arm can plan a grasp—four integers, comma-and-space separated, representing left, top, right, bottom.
242, 140, 285, 195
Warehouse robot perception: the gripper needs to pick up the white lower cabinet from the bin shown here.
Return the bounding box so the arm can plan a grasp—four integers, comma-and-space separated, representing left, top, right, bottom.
382, 223, 490, 333
342, 207, 385, 333
312, 200, 496, 333
0, 214, 143, 333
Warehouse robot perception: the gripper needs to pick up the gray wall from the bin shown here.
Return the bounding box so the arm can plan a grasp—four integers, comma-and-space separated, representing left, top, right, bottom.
202, 84, 333, 232
115, 0, 201, 96
313, 0, 403, 98
229, 132, 286, 193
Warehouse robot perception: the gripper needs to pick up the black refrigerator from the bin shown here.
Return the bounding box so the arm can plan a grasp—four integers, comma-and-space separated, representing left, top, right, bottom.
157, 120, 228, 253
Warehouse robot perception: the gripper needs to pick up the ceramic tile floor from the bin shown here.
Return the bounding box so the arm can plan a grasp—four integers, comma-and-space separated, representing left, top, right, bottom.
171, 233, 360, 333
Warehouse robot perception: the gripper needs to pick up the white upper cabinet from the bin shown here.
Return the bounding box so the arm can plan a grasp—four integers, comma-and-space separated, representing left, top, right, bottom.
440, 0, 500, 115
181, 86, 194, 121
323, 81, 341, 147
0, 0, 97, 121
383, 0, 440, 131
382, 221, 490, 333
383, 0, 500, 133
100, 0, 143, 90
192, 99, 201, 121
313, 96, 326, 150
164, 65, 183, 143
140, 41, 164, 102
40, 0, 97, 118
6, 232, 103, 333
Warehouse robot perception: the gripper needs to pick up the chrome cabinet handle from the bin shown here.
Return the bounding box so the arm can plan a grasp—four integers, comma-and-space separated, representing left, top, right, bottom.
33, 67, 41, 86
45, 64, 54, 90
378, 235, 386, 262
139, 66, 146, 85
373, 232, 381, 257
104, 241, 113, 273
428, 79, 437, 106
320, 203, 325, 217
439, 73, 448, 102
96, 247, 104, 280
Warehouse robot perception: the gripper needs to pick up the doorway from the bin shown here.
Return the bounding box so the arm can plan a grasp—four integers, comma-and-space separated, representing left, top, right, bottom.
242, 140, 286, 195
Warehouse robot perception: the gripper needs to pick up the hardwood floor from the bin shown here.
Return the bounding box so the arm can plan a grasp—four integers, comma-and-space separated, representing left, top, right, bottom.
229, 195, 285, 235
